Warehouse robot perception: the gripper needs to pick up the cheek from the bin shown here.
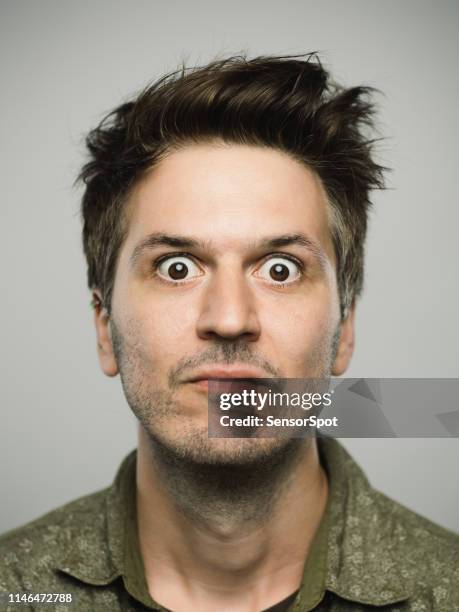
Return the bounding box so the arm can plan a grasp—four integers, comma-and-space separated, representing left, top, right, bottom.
260, 291, 338, 362
123, 298, 197, 367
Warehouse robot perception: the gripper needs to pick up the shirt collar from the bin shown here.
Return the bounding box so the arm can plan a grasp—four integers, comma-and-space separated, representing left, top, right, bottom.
56, 440, 413, 608
317, 437, 413, 607
56, 450, 135, 586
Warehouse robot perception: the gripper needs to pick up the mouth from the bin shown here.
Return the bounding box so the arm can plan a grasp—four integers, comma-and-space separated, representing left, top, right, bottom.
189, 378, 263, 394
189, 379, 212, 391
186, 366, 273, 394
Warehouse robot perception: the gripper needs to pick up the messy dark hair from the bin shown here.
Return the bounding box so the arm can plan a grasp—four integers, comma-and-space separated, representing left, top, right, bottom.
78, 53, 386, 318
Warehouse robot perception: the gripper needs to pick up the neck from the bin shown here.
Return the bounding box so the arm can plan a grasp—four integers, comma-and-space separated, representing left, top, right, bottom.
136, 427, 328, 610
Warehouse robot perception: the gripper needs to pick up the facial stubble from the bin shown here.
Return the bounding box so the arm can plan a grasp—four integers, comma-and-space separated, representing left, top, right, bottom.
110, 316, 339, 524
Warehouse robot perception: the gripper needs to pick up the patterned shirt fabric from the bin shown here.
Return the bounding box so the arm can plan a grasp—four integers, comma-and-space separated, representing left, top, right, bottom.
0, 438, 458, 611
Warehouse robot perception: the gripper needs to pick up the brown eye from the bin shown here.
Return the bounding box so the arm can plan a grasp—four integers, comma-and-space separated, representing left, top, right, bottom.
168, 261, 188, 280
270, 263, 290, 282
256, 257, 301, 285
157, 256, 202, 282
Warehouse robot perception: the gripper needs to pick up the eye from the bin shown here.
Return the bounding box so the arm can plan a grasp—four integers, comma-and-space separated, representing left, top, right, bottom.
156, 255, 202, 282
255, 256, 302, 284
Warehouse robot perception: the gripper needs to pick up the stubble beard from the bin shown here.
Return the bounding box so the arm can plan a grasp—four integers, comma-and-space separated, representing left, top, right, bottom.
111, 318, 339, 524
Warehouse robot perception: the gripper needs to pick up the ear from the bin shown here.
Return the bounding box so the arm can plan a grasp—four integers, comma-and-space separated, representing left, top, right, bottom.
92, 290, 118, 377
331, 302, 356, 376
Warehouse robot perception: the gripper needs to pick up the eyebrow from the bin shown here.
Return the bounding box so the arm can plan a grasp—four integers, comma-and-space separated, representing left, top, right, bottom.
129, 232, 329, 269
258, 233, 328, 267
130, 233, 207, 267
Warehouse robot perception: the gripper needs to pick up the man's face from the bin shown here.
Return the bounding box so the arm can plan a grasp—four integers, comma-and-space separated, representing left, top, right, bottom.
95, 142, 354, 463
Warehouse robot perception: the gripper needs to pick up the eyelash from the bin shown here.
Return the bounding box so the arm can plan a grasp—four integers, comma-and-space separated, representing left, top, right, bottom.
258, 254, 305, 287
152, 252, 200, 286
152, 252, 305, 287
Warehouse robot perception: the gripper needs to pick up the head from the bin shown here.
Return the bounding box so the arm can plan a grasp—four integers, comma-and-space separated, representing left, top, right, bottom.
79, 54, 385, 465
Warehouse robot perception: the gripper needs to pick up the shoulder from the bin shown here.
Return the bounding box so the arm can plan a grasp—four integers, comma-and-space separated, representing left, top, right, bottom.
0, 487, 109, 592
371, 488, 459, 608
323, 439, 459, 610
371, 487, 459, 564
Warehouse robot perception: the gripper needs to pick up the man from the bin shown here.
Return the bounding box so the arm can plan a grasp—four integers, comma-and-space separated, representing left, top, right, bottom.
0, 54, 458, 611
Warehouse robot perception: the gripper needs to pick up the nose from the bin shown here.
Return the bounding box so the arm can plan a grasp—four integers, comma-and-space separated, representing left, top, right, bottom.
196, 267, 261, 342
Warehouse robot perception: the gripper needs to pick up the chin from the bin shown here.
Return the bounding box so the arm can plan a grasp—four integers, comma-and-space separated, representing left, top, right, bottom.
152, 427, 296, 466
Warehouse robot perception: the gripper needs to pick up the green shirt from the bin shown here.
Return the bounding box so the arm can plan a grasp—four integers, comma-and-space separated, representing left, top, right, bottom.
1, 438, 458, 611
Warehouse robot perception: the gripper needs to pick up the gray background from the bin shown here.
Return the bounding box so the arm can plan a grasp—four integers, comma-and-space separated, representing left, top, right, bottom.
1, 0, 458, 534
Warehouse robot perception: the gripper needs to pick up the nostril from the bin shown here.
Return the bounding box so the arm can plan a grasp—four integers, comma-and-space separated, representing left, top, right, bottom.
196, 282, 261, 340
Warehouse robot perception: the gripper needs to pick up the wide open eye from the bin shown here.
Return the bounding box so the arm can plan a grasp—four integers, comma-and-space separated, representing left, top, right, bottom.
255, 256, 302, 284
156, 256, 202, 282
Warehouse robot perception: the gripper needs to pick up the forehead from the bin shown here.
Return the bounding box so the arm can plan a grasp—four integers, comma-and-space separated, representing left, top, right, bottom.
124, 142, 333, 257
